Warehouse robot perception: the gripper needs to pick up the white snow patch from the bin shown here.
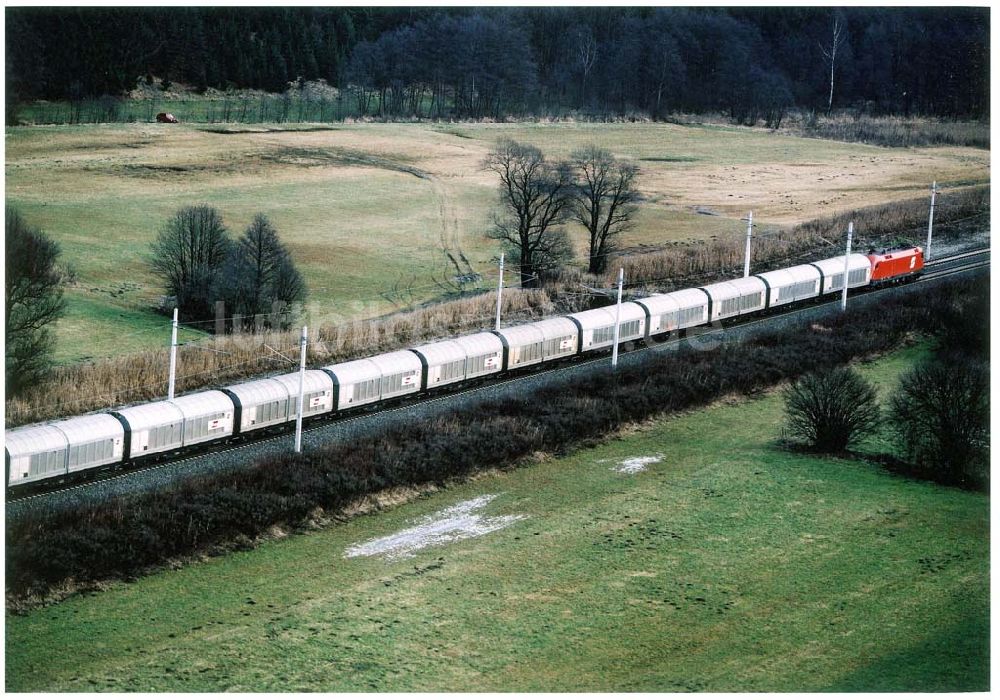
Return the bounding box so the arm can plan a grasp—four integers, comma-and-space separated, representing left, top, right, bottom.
612, 454, 664, 474
344, 494, 526, 561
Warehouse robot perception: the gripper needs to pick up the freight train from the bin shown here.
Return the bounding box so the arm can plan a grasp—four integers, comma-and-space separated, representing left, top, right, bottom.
5, 246, 924, 488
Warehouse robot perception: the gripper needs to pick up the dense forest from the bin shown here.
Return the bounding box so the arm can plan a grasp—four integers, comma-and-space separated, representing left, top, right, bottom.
6, 6, 989, 121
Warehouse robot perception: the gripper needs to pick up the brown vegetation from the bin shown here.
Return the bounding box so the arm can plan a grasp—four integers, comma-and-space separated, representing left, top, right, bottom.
7, 274, 984, 605
669, 112, 990, 149
5, 287, 556, 426
607, 185, 988, 292
795, 114, 990, 149
5, 186, 987, 428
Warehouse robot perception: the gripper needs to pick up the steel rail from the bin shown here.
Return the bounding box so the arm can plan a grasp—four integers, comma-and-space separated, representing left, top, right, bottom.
9, 251, 989, 506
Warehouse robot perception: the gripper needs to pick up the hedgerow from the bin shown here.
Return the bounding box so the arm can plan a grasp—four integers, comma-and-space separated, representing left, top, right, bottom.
6, 275, 982, 605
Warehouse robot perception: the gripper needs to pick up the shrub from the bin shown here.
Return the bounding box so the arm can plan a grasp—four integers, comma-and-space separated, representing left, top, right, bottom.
783, 367, 881, 452
889, 357, 989, 490
5, 274, 985, 603
937, 275, 989, 361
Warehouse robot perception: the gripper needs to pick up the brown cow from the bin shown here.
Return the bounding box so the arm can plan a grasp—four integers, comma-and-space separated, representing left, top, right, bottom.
156, 112, 179, 123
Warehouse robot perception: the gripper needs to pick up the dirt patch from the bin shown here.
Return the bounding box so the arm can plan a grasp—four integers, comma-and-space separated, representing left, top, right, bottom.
344, 494, 526, 561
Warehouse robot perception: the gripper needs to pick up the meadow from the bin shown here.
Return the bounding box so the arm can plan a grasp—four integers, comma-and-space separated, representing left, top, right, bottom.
5, 342, 988, 691
5, 120, 989, 364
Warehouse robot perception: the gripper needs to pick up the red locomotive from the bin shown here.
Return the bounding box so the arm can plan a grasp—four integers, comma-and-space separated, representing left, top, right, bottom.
867, 246, 924, 285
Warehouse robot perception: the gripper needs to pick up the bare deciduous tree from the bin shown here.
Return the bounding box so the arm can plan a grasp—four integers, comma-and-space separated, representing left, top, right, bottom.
572, 24, 598, 107
819, 16, 847, 114
223, 213, 306, 331
645, 28, 683, 119
150, 205, 231, 321
570, 146, 639, 275
484, 138, 573, 288
5, 207, 66, 396
270, 258, 306, 318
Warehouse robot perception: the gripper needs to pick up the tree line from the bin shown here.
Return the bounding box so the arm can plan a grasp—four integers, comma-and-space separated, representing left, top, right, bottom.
6, 7, 989, 121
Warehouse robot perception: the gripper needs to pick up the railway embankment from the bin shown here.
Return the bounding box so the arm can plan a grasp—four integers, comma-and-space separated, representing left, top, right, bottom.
7, 270, 983, 609
6, 272, 987, 610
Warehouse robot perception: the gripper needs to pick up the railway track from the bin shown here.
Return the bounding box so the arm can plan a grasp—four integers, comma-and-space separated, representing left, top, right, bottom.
920, 247, 990, 279
8, 246, 988, 510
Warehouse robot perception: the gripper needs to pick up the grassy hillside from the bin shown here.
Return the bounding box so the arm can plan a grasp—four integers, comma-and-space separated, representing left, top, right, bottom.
6, 342, 987, 691
5, 121, 988, 363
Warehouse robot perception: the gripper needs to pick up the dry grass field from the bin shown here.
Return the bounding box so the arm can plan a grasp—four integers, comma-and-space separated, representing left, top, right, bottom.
5, 121, 989, 364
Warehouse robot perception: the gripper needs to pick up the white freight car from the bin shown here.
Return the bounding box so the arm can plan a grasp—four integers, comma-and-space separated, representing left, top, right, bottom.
699, 277, 767, 322
272, 370, 335, 419
222, 378, 290, 433
812, 254, 872, 294
635, 288, 710, 335
755, 264, 822, 308
568, 302, 646, 352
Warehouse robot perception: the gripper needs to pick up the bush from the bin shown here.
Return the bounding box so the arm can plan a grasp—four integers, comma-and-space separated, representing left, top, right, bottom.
889, 357, 989, 490
783, 367, 881, 452
5, 274, 985, 603
937, 275, 989, 362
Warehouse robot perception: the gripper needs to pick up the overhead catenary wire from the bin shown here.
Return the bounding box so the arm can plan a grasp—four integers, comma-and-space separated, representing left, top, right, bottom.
145, 206, 992, 334
168, 274, 544, 330
13, 177, 987, 421
13, 276, 562, 417
9, 342, 305, 417
618, 229, 934, 291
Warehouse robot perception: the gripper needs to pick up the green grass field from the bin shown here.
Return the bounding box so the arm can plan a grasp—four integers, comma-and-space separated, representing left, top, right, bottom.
5, 121, 988, 363
6, 342, 987, 691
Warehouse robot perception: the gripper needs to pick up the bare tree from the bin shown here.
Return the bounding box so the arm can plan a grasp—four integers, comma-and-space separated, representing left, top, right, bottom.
484, 138, 573, 288
221, 214, 304, 330
819, 16, 847, 114
571, 24, 598, 107
5, 207, 66, 396
645, 28, 683, 119
570, 146, 639, 275
150, 205, 231, 322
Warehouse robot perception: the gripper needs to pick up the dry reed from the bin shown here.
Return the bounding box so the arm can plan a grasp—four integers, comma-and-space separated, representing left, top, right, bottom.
793, 113, 989, 149
607, 185, 988, 293
6, 287, 552, 426
6, 186, 987, 428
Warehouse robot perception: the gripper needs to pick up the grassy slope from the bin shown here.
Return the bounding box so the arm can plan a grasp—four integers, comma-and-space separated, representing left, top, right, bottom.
5, 342, 988, 691
5, 122, 988, 363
